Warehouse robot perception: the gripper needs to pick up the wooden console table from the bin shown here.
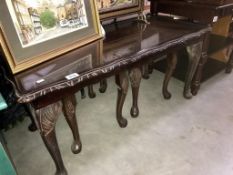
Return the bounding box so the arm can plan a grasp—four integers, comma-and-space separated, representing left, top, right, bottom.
150, 0, 233, 23
3, 17, 210, 174
150, 0, 233, 92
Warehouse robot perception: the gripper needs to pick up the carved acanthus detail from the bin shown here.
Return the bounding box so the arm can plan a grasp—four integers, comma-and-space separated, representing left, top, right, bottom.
36, 102, 62, 136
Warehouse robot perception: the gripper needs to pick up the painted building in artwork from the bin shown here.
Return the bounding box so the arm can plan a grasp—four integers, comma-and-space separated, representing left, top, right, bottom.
97, 0, 112, 9
64, 0, 79, 20
57, 5, 66, 20
28, 8, 42, 35
37, 0, 58, 19
97, 0, 135, 9
75, 0, 86, 24
57, 0, 84, 21
11, 0, 35, 44
9, 0, 86, 45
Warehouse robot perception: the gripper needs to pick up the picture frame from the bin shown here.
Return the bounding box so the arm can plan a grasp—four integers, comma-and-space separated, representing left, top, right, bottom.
0, 0, 102, 74
97, 0, 144, 20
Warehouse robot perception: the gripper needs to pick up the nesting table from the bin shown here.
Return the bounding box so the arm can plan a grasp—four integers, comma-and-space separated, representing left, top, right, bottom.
150, 0, 233, 84
3, 16, 210, 175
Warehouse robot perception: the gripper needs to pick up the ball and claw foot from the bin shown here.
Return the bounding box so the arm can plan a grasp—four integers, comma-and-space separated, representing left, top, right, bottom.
88, 92, 96, 99
118, 117, 128, 128
99, 86, 107, 93
81, 94, 86, 99
183, 91, 193, 99
28, 123, 37, 132
191, 88, 198, 96
71, 141, 82, 154
130, 107, 139, 118
163, 91, 172, 100
99, 81, 107, 93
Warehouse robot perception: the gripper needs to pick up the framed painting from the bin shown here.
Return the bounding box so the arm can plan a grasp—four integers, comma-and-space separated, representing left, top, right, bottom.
97, 0, 144, 20
0, 0, 102, 74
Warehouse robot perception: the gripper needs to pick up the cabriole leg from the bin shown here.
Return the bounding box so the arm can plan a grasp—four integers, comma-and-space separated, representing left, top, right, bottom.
162, 53, 177, 99
35, 102, 67, 175
191, 34, 209, 95
129, 67, 142, 118
115, 71, 129, 128
62, 95, 82, 154
99, 79, 108, 93
88, 85, 96, 98
80, 88, 86, 99
184, 42, 203, 99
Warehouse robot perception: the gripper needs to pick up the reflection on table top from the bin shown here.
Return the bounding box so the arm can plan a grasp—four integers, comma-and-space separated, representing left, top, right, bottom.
153, 0, 233, 23
12, 16, 211, 103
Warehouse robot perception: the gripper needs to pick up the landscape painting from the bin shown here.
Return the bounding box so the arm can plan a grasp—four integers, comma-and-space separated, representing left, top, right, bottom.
6, 0, 88, 48
0, 0, 101, 73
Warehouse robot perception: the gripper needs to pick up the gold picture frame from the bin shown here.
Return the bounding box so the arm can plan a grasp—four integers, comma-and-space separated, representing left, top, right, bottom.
97, 0, 144, 20
0, 0, 102, 74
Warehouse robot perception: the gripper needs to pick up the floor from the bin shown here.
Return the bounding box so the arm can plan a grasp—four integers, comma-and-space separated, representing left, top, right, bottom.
5, 70, 233, 175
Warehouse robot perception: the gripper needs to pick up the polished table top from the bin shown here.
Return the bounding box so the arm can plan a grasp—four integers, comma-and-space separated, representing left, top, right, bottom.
10, 16, 210, 103
153, 0, 233, 23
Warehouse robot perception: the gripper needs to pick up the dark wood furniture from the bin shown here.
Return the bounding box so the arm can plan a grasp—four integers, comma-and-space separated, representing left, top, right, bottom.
150, 0, 233, 94
3, 17, 210, 175
208, 34, 233, 73
189, 0, 233, 5
150, 0, 233, 23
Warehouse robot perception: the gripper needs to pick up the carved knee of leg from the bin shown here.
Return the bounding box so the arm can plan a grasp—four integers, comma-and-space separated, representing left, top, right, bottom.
36, 102, 61, 137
